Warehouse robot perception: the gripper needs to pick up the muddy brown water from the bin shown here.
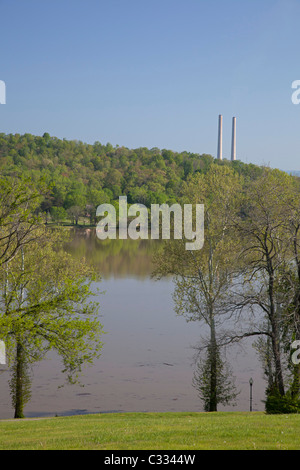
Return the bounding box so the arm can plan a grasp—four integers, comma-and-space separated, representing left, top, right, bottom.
0, 232, 265, 419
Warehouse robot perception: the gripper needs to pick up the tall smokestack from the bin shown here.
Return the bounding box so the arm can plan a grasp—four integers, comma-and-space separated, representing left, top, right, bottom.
231, 116, 236, 161
217, 114, 223, 160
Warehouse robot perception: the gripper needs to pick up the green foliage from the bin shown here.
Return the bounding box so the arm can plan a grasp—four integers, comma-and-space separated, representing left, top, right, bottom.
265, 393, 300, 414
0, 226, 104, 417
0, 174, 49, 267
50, 206, 67, 223
0, 132, 266, 221
193, 346, 238, 412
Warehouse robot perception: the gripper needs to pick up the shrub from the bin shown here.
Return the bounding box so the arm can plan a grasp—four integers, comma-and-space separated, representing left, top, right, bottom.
265, 394, 300, 414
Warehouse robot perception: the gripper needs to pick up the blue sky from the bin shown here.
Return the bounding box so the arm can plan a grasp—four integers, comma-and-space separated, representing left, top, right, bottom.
1, 0, 300, 170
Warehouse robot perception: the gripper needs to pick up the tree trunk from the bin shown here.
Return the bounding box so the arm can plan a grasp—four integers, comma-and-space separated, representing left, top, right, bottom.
291, 239, 300, 398
209, 315, 218, 412
291, 294, 300, 398
270, 325, 285, 396
14, 342, 26, 419
270, 317, 285, 397
266, 248, 285, 397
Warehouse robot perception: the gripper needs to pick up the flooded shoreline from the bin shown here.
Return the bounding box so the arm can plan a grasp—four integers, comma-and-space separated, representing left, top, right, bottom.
0, 234, 266, 419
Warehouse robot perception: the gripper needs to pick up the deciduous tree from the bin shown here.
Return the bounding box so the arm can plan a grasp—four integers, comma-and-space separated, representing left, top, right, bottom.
0, 228, 104, 418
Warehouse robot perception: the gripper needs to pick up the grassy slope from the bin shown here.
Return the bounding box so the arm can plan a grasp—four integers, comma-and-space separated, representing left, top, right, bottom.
0, 412, 299, 450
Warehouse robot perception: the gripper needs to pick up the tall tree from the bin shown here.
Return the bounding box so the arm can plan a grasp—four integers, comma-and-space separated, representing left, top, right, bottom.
153, 164, 242, 411
231, 168, 294, 397
0, 228, 104, 418
277, 176, 300, 398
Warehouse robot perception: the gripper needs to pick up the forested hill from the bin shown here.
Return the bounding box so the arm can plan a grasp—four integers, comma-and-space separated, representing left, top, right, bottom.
0, 132, 264, 219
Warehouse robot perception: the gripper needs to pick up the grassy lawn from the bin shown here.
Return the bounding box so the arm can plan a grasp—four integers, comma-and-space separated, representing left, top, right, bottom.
0, 412, 300, 450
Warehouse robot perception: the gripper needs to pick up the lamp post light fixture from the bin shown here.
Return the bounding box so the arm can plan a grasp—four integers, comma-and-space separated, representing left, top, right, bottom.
249, 378, 253, 412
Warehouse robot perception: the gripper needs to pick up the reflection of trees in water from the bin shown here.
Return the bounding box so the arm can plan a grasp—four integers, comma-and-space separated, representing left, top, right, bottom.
64, 228, 162, 279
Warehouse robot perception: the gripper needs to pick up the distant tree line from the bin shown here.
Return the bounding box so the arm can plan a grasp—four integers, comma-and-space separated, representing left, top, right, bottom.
0, 132, 263, 224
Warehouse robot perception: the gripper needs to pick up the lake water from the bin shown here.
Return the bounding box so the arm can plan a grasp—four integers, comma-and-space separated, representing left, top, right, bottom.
0, 230, 265, 419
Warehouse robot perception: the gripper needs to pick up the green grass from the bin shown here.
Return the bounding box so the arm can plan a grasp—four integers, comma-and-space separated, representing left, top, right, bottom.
1, 412, 300, 450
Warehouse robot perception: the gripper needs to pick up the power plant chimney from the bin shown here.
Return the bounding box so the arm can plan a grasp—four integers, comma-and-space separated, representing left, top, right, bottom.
231, 116, 236, 161
217, 114, 223, 160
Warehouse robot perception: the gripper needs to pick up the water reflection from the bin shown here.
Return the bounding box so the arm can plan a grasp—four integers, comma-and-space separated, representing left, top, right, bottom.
66, 229, 160, 279
0, 229, 265, 419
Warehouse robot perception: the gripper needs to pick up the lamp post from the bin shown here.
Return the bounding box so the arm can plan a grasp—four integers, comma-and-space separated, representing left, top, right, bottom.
249, 378, 253, 412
